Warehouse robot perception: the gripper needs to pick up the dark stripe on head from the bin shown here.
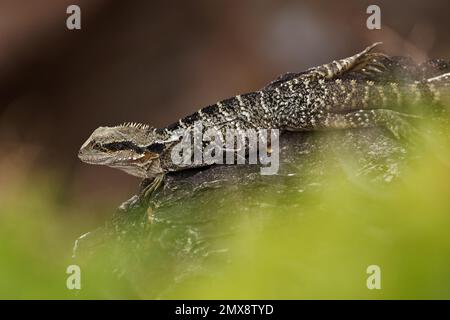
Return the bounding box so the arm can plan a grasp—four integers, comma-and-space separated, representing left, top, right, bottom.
102, 141, 144, 153
146, 142, 164, 153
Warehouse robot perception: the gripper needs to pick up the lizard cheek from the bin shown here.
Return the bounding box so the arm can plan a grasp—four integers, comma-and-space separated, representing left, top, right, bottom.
139, 151, 159, 162
131, 153, 146, 162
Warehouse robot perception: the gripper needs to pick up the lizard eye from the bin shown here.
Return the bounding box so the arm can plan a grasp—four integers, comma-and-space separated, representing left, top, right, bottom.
93, 142, 102, 149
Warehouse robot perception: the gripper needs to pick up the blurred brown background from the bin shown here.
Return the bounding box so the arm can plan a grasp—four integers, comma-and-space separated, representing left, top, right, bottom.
0, 0, 449, 213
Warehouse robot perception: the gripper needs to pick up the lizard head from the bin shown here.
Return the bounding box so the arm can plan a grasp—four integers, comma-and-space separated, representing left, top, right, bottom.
78, 122, 164, 179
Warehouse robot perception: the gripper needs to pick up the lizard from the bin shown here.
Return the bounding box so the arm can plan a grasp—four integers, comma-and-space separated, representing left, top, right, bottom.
78, 42, 450, 203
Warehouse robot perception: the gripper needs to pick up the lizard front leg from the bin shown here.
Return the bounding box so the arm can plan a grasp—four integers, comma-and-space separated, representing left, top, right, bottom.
73, 176, 165, 257
140, 174, 165, 224
140, 173, 165, 202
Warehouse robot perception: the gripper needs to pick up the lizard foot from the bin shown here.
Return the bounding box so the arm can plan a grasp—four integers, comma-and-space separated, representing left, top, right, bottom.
351, 53, 391, 75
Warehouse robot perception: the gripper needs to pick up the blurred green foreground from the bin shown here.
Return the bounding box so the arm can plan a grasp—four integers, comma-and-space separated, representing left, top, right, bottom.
0, 120, 449, 299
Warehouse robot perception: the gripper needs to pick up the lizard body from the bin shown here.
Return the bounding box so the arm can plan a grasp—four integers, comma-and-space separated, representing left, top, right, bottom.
78, 43, 450, 193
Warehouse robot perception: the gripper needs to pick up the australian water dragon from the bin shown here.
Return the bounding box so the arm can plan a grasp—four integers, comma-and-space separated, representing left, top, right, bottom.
78, 43, 450, 201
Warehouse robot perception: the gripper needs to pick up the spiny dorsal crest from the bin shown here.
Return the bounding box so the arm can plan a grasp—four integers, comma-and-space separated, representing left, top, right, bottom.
120, 122, 151, 130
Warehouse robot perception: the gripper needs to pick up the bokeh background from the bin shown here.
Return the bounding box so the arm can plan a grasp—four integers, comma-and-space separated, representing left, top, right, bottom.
0, 0, 449, 299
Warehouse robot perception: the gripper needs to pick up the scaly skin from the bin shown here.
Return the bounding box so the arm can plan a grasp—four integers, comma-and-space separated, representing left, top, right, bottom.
78, 43, 450, 197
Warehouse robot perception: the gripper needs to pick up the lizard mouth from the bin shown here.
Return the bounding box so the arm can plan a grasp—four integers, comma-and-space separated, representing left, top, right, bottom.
78, 150, 159, 166
78, 153, 114, 165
